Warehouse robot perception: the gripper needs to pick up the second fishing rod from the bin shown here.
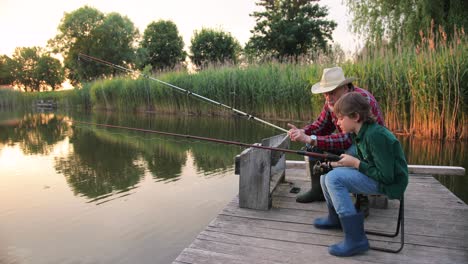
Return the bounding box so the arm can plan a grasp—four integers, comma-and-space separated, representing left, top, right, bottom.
72, 120, 341, 162
78, 53, 288, 133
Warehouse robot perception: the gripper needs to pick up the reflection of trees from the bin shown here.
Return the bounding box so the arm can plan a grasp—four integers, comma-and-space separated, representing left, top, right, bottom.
0, 113, 66, 154
69, 123, 189, 183
87, 112, 271, 178
143, 144, 186, 182
190, 142, 239, 175
55, 128, 144, 199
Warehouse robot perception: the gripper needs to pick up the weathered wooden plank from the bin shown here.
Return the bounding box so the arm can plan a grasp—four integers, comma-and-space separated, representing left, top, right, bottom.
190, 237, 376, 264
271, 196, 468, 223
238, 134, 290, 210
174, 247, 283, 264
208, 214, 468, 250
194, 230, 468, 264
221, 201, 468, 239
238, 146, 271, 210
175, 164, 468, 264
285, 161, 466, 176
264, 134, 289, 193
408, 165, 465, 176
261, 133, 289, 167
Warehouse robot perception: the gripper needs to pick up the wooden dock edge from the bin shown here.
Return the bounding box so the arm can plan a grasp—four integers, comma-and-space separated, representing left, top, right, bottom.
286, 160, 466, 176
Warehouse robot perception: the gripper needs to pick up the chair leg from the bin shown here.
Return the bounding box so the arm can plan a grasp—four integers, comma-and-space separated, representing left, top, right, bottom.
366, 197, 404, 253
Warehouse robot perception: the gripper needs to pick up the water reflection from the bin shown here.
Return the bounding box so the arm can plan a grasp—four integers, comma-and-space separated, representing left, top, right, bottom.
55, 128, 145, 200
398, 136, 468, 203
0, 111, 466, 203
0, 111, 271, 201
0, 113, 67, 155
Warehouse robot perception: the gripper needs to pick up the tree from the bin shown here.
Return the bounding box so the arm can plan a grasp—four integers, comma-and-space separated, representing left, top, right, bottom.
246, 0, 337, 60
49, 6, 138, 84
0, 55, 14, 85
11, 47, 65, 91
190, 28, 241, 67
344, 0, 468, 46
138, 20, 186, 71
36, 55, 65, 90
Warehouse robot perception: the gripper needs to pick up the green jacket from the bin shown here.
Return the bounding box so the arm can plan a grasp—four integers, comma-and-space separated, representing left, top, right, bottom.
353, 122, 408, 199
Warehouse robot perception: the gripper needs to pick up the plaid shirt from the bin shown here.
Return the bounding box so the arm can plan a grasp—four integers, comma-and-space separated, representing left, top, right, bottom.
303, 87, 384, 151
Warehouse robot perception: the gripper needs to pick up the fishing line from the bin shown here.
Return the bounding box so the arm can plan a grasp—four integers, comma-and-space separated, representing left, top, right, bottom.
77, 53, 288, 133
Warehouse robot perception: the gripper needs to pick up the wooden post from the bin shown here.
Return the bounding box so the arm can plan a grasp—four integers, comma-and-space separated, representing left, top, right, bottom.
237, 134, 290, 210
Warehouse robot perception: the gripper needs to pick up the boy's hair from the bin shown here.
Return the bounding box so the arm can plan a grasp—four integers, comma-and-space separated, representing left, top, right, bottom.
334, 92, 376, 123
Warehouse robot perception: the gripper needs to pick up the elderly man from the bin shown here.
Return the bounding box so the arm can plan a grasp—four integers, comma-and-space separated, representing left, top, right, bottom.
288, 67, 385, 212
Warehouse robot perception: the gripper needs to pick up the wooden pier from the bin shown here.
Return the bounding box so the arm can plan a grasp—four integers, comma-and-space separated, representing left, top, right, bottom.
174, 136, 467, 264
34, 99, 57, 109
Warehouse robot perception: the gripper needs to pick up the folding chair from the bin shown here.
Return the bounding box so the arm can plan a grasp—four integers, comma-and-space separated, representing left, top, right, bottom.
359, 194, 405, 253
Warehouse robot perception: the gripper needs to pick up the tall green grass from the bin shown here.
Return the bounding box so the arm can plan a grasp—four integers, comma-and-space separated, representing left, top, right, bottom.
0, 87, 90, 110
0, 89, 23, 109
2, 27, 466, 140
85, 63, 324, 121
347, 26, 466, 139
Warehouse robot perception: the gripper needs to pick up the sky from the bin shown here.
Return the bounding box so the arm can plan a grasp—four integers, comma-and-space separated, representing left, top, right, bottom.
0, 0, 362, 57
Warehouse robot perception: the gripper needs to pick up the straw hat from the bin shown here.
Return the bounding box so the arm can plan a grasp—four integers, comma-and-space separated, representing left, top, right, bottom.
311, 67, 355, 94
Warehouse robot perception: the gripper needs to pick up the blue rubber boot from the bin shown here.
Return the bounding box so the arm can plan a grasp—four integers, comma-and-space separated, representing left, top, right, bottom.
329, 212, 369, 257
314, 203, 341, 229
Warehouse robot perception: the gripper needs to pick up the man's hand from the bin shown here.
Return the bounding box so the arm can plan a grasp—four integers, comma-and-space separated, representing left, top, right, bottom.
287, 123, 310, 144
331, 154, 360, 169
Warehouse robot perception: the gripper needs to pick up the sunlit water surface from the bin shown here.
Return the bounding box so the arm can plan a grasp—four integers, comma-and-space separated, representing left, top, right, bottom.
0, 110, 466, 263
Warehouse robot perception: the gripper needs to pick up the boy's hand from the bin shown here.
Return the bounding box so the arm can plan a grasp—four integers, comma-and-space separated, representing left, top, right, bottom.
331, 154, 360, 169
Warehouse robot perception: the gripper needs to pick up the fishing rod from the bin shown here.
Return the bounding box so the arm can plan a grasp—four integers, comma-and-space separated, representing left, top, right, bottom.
78, 53, 288, 133
72, 120, 341, 161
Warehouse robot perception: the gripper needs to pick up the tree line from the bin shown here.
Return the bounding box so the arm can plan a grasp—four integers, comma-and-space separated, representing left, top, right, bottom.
0, 1, 337, 91
0, 0, 466, 92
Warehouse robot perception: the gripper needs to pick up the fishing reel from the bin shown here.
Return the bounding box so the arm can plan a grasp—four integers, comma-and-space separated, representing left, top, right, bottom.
312, 160, 333, 175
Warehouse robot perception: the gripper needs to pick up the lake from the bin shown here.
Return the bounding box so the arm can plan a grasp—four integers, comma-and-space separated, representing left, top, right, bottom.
0, 110, 466, 263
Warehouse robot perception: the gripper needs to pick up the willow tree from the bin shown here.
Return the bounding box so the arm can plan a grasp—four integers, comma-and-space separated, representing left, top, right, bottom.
246, 0, 336, 60
344, 0, 468, 46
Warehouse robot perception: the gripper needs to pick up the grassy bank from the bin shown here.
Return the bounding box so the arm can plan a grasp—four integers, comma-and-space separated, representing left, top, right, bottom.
1, 29, 466, 140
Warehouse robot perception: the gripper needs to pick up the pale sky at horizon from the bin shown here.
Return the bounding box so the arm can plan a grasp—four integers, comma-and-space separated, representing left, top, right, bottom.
0, 0, 362, 57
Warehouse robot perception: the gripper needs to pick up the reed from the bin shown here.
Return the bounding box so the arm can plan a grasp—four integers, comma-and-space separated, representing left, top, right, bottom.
2, 26, 465, 140
348, 25, 466, 139
0, 90, 20, 109
84, 63, 326, 121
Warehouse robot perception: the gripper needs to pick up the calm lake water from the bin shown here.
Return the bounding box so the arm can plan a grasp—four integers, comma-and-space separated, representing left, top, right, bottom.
0, 110, 466, 264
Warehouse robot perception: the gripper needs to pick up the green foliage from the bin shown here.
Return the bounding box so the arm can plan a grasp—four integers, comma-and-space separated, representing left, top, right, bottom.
0, 55, 15, 85
344, 0, 468, 46
10, 47, 65, 91
138, 20, 186, 71
190, 28, 241, 67
246, 0, 336, 60
8, 30, 467, 139
48, 6, 138, 84
0, 89, 20, 109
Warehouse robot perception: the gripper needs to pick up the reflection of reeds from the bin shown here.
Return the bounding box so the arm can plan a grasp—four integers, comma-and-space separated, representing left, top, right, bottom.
398, 136, 466, 166
398, 134, 468, 203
